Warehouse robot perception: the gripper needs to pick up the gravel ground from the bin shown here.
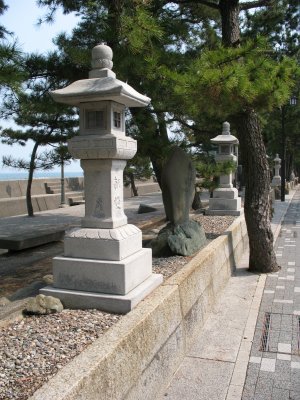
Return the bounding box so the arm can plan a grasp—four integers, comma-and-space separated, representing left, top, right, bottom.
0, 214, 235, 400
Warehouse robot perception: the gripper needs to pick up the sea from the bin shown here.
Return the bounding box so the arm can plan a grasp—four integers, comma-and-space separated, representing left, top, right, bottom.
0, 171, 84, 181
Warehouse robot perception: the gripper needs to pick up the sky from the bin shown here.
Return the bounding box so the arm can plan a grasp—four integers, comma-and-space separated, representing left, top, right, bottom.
0, 0, 81, 173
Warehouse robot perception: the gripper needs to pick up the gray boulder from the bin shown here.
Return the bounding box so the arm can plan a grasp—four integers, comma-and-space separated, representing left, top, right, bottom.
150, 227, 174, 257
161, 147, 196, 225
151, 220, 206, 257
168, 220, 206, 256
24, 294, 63, 315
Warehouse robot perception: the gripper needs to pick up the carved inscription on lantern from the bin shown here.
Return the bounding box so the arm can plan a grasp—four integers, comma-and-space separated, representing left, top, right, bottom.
93, 196, 105, 218
113, 175, 122, 215
114, 196, 121, 210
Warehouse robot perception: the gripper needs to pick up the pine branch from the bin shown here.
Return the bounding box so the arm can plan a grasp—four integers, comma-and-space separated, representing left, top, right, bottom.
173, 0, 219, 10
240, 0, 272, 11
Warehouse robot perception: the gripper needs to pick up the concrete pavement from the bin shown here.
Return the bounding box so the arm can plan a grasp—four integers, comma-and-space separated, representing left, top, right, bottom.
0, 192, 165, 242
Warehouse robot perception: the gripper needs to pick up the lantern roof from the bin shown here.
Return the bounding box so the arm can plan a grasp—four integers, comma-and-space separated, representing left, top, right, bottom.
211, 122, 239, 145
50, 44, 151, 108
274, 153, 281, 162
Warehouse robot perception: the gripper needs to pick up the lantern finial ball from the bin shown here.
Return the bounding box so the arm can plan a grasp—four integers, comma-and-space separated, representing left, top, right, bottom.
91, 43, 113, 70
222, 121, 230, 135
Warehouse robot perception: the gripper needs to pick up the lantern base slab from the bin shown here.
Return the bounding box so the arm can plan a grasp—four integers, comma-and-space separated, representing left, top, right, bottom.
40, 273, 163, 314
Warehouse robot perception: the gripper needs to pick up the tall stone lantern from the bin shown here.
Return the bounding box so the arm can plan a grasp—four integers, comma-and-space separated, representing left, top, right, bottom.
271, 154, 281, 187
40, 44, 163, 313
207, 121, 242, 216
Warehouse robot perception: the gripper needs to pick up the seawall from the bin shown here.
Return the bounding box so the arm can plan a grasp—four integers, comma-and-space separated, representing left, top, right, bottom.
0, 178, 160, 217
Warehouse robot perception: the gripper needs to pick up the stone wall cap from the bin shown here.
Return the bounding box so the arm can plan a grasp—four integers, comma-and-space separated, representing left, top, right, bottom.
50, 77, 151, 108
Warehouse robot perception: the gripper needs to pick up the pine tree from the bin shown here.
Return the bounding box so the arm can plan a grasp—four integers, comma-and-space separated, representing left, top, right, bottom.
1, 67, 78, 216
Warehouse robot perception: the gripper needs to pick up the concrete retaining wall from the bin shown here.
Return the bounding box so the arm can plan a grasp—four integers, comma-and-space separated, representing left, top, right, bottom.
0, 178, 85, 218
30, 215, 248, 400
0, 178, 160, 217
0, 178, 84, 199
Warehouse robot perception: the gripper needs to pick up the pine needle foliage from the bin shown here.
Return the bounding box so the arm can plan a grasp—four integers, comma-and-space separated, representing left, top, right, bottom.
173, 38, 299, 119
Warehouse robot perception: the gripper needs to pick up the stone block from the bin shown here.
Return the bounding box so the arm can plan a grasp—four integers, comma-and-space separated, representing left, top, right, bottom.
41, 273, 163, 314
271, 177, 281, 187
167, 237, 225, 317
64, 224, 142, 261
68, 134, 137, 160
126, 326, 185, 400
0, 228, 65, 250
209, 197, 241, 211
212, 187, 238, 199
53, 248, 152, 295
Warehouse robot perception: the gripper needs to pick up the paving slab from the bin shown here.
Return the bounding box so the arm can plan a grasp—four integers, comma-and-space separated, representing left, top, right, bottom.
0, 228, 65, 250
161, 358, 234, 400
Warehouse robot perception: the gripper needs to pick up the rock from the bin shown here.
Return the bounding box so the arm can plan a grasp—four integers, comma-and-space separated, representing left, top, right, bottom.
150, 227, 174, 257
42, 274, 54, 285
168, 220, 206, 256
161, 147, 196, 225
0, 297, 10, 307
151, 220, 206, 257
137, 203, 158, 214
24, 294, 63, 315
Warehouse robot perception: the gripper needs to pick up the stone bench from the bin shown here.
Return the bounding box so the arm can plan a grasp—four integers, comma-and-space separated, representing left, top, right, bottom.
0, 228, 65, 251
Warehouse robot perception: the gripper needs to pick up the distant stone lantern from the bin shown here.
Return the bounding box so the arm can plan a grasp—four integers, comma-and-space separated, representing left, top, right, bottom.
271, 154, 281, 187
207, 121, 242, 215
41, 44, 162, 313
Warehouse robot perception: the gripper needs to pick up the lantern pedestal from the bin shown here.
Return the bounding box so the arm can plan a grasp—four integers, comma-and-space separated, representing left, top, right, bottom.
41, 274, 162, 314
206, 198, 242, 216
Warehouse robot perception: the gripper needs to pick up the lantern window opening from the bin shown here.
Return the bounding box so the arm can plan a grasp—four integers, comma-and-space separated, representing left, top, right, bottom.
220, 145, 230, 155
113, 111, 121, 129
85, 110, 105, 129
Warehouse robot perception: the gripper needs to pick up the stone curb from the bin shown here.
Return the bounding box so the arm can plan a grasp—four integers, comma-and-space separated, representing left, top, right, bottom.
30, 215, 248, 400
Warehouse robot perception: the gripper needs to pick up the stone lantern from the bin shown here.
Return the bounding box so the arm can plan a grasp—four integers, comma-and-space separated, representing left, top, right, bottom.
271, 154, 281, 187
40, 44, 162, 313
207, 121, 242, 215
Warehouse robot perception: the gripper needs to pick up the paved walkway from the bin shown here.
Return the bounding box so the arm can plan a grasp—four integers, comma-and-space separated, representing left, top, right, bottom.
242, 189, 300, 400
0, 192, 165, 241
160, 187, 299, 400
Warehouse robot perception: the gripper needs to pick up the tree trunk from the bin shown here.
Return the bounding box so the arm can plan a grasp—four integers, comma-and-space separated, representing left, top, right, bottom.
218, 0, 278, 273
130, 108, 171, 188
192, 188, 202, 210
236, 110, 279, 272
129, 172, 138, 196
219, 0, 240, 47
26, 142, 39, 217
